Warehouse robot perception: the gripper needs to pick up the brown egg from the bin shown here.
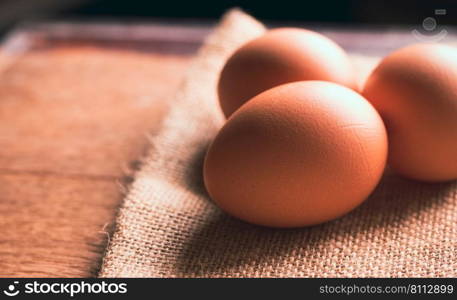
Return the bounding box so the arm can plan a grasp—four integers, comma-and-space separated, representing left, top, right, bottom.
363, 43, 457, 182
204, 81, 387, 228
218, 27, 358, 118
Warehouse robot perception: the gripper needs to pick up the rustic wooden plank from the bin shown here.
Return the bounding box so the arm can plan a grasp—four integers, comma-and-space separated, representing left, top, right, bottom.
0, 25, 201, 276
0, 173, 120, 277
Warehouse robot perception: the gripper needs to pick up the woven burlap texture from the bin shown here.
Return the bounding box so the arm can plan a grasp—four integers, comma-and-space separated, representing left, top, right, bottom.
99, 10, 457, 277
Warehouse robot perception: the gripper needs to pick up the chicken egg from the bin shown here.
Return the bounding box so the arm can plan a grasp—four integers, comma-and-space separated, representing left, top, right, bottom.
217, 27, 358, 117
363, 43, 457, 182
204, 81, 387, 228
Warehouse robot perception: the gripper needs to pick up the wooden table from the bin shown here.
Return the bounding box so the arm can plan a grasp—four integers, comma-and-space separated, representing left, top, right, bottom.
0, 22, 207, 277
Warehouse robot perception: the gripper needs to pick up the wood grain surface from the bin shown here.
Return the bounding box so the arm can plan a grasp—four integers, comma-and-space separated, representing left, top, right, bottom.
0, 24, 205, 277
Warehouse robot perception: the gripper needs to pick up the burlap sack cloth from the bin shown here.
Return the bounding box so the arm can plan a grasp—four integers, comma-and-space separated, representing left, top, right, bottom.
99, 10, 457, 277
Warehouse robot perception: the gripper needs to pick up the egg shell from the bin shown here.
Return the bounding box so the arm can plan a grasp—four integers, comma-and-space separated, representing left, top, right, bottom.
204, 81, 387, 228
217, 27, 358, 118
363, 43, 457, 182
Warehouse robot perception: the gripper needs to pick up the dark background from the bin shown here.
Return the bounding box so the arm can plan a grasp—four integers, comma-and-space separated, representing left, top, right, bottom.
0, 0, 456, 36
70, 0, 457, 24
